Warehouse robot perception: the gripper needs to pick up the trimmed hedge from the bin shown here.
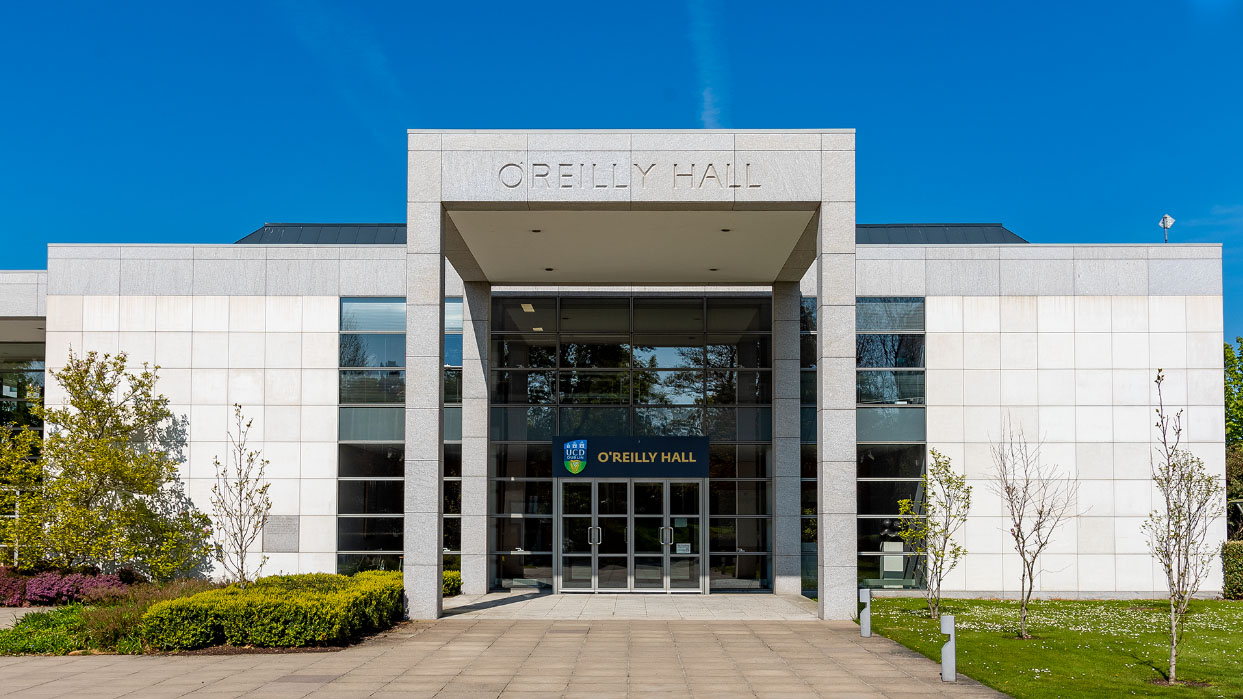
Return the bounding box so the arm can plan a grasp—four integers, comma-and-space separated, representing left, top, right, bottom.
443, 570, 462, 597
140, 571, 403, 650
1225, 541, 1243, 600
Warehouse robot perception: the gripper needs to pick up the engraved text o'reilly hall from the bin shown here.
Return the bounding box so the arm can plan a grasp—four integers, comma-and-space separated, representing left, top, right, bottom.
497, 161, 761, 190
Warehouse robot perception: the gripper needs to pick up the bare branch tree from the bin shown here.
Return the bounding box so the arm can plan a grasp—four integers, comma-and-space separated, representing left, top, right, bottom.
210, 404, 272, 587
897, 448, 972, 618
990, 416, 1078, 639
1143, 370, 1224, 685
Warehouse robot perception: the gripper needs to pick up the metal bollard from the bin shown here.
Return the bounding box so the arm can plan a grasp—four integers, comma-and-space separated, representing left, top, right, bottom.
858, 588, 871, 637
940, 614, 956, 682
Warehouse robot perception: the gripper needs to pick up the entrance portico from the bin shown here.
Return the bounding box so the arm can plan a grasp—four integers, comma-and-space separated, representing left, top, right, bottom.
406, 131, 856, 620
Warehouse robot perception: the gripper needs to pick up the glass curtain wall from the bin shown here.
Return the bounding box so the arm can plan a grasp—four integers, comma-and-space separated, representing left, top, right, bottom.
488, 296, 774, 590
442, 298, 463, 573
337, 297, 406, 573
798, 299, 817, 594
855, 297, 926, 588
1, 342, 44, 565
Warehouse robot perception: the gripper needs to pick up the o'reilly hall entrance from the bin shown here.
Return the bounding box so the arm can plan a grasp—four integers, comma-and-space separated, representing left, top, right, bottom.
554, 435, 710, 593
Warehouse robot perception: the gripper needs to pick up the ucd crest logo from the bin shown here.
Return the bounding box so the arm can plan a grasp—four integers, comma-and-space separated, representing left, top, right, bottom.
563, 439, 587, 474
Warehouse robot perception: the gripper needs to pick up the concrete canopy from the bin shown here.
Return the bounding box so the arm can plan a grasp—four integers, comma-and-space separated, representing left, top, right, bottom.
445, 209, 817, 285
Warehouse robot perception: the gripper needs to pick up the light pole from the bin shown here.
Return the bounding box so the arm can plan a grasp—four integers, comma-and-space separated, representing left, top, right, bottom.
1160, 214, 1175, 243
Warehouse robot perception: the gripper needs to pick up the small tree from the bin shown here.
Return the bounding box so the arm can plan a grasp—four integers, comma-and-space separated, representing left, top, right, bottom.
897, 448, 971, 618
1143, 370, 1225, 685
991, 417, 1078, 639
210, 404, 272, 587
18, 350, 210, 579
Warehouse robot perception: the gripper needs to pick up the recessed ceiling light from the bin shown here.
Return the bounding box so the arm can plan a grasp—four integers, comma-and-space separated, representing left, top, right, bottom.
520, 303, 535, 313
708, 268, 719, 272
531, 229, 541, 233
720, 228, 731, 232
544, 267, 554, 272
532, 327, 544, 332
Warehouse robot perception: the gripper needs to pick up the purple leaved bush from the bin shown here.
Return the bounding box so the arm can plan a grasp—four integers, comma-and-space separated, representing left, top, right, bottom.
0, 570, 23, 606
22, 572, 127, 605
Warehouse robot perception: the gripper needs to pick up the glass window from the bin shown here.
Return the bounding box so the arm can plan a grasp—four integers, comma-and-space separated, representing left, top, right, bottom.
801, 444, 816, 477
856, 334, 925, 368
706, 298, 771, 332
444, 443, 461, 478
558, 371, 629, 404
444, 369, 462, 403
800, 334, 817, 369
444, 407, 462, 441
709, 518, 771, 553
633, 407, 703, 436
855, 371, 925, 405
489, 406, 555, 441
799, 298, 816, 333
339, 407, 404, 441
800, 370, 816, 403
490, 553, 553, 589
559, 298, 629, 332
709, 555, 771, 590
800, 407, 816, 443
339, 443, 403, 478
340, 334, 404, 368
0, 371, 43, 400
710, 444, 773, 478
337, 517, 403, 551
858, 553, 923, 588
490, 444, 552, 478
801, 481, 816, 512
0, 344, 45, 371
706, 335, 771, 368
491, 370, 555, 404
491, 335, 557, 368
856, 407, 926, 442
339, 370, 405, 404
491, 518, 554, 552
633, 298, 704, 332
444, 334, 463, 367
709, 481, 770, 516
337, 553, 403, 575
338, 481, 403, 515
634, 370, 702, 405
857, 481, 922, 515
560, 337, 630, 368
706, 370, 770, 405
559, 407, 630, 436
493, 298, 556, 332
706, 407, 772, 442
857, 444, 925, 479
491, 481, 553, 515
444, 298, 463, 332
444, 480, 461, 515
633, 336, 704, 368
856, 297, 924, 332
341, 298, 406, 331
443, 518, 461, 552
857, 518, 914, 553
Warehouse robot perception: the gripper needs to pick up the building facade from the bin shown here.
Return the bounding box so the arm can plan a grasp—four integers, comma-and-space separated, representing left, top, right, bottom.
0, 130, 1226, 620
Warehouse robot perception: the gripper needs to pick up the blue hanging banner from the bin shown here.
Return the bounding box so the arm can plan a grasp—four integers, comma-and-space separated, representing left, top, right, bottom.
552, 436, 710, 478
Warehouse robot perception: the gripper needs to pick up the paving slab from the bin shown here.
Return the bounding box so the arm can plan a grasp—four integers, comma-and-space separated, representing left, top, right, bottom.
0, 617, 1003, 697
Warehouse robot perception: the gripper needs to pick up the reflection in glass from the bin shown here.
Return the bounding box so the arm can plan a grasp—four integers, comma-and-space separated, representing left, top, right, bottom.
491, 481, 552, 515
856, 334, 925, 368
560, 337, 630, 368
340, 334, 404, 368
492, 554, 553, 588
706, 298, 770, 332
857, 481, 922, 516
706, 371, 770, 405
856, 297, 924, 331
489, 406, 555, 441
339, 443, 404, 478
709, 555, 770, 590
338, 481, 403, 514
339, 370, 405, 404
857, 518, 913, 553
559, 371, 629, 404
492, 517, 553, 552
491, 371, 555, 404
340, 298, 406, 332
633, 336, 704, 368
337, 517, 403, 551
634, 370, 702, 405
706, 335, 771, 368
856, 407, 926, 442
491, 335, 557, 368
856, 371, 925, 405
339, 407, 404, 441
857, 444, 925, 479
444, 334, 463, 367
493, 298, 557, 332
559, 407, 629, 436
633, 407, 703, 437
491, 444, 553, 478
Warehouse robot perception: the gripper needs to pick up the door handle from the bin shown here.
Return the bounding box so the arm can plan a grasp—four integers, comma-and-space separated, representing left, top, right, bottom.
660, 526, 673, 546
589, 526, 601, 545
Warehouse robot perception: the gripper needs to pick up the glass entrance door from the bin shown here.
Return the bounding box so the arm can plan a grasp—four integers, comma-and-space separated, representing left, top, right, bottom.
557, 479, 705, 593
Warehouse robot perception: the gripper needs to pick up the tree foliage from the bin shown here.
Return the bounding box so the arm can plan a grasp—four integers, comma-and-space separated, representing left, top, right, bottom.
1224, 338, 1243, 446
0, 350, 210, 580
1143, 370, 1225, 685
897, 448, 971, 618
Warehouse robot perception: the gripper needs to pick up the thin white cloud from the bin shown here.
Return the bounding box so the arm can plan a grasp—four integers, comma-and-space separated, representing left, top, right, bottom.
687, 0, 727, 128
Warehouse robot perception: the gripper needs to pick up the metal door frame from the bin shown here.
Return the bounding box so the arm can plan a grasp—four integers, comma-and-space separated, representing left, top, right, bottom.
555, 477, 707, 594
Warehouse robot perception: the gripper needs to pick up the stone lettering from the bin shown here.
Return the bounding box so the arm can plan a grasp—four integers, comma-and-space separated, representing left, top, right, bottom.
673, 163, 695, 189
532, 163, 551, 188
634, 162, 657, 187
498, 161, 760, 190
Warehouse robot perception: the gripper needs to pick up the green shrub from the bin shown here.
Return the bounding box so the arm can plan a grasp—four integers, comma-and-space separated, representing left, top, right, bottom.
140, 571, 403, 650
1225, 541, 1243, 600
81, 579, 217, 654
443, 570, 462, 597
0, 606, 86, 655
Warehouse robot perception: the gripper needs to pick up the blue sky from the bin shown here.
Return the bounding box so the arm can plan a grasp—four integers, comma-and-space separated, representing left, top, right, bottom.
2, 1, 1241, 337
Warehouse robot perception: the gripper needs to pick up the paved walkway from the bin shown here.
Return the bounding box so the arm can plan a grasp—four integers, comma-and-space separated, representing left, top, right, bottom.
443, 591, 821, 620
0, 618, 1002, 698
0, 607, 48, 630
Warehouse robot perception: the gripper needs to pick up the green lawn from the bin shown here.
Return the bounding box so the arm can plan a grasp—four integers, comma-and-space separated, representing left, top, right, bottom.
870, 597, 1243, 698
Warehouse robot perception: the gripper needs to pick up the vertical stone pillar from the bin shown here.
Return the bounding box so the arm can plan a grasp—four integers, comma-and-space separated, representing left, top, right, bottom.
772, 282, 802, 595
817, 134, 857, 620
405, 136, 445, 619
459, 281, 490, 594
